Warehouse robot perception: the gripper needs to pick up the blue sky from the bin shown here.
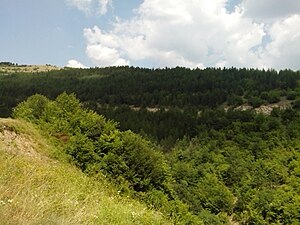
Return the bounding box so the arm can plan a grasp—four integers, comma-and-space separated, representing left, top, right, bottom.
0, 0, 141, 66
0, 0, 299, 70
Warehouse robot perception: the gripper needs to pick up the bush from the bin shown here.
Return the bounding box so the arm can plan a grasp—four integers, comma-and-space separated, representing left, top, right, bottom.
287, 90, 297, 100
13, 93, 174, 203
13, 94, 49, 122
293, 97, 300, 109
248, 96, 265, 108
260, 91, 280, 104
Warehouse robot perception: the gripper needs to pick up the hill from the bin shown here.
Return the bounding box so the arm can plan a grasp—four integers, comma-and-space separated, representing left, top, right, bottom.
0, 66, 299, 146
0, 64, 60, 74
0, 118, 171, 225
2, 67, 300, 224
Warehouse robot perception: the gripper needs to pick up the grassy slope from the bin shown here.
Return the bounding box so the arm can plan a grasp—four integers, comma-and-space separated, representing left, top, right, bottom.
0, 65, 60, 74
0, 118, 171, 225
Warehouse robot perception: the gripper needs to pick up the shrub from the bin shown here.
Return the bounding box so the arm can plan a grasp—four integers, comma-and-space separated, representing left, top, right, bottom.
13, 94, 49, 122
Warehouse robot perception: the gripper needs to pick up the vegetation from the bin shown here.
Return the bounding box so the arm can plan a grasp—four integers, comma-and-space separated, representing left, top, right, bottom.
0, 66, 299, 146
0, 118, 172, 225
1, 65, 300, 224
0, 62, 60, 75
12, 93, 200, 224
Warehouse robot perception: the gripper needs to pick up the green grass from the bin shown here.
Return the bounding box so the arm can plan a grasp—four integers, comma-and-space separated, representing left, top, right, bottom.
0, 119, 172, 225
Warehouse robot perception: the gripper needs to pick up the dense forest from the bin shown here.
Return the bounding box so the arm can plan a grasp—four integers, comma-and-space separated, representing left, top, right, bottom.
1, 66, 300, 146
2, 66, 300, 224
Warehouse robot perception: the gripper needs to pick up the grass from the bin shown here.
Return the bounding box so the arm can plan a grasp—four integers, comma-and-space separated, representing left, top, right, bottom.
0, 119, 172, 225
0, 65, 60, 74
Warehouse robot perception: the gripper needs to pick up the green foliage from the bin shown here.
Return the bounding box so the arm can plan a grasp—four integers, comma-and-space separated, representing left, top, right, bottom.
248, 96, 265, 108
6, 66, 300, 224
196, 174, 234, 214
13, 94, 172, 194
198, 210, 228, 225
227, 94, 244, 106
12, 94, 50, 122
143, 190, 203, 224
243, 186, 300, 225
260, 90, 281, 104
12, 93, 194, 224
0, 119, 172, 225
1, 66, 299, 149
66, 134, 99, 171
287, 90, 297, 100
293, 97, 300, 109
169, 107, 300, 224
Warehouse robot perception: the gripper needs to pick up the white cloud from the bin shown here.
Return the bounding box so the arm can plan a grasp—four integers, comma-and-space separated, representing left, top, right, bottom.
81, 0, 300, 70
66, 0, 111, 15
98, 0, 111, 15
66, 59, 87, 68
86, 44, 129, 66
66, 0, 93, 14
84, 26, 129, 66
258, 15, 300, 70
240, 0, 300, 21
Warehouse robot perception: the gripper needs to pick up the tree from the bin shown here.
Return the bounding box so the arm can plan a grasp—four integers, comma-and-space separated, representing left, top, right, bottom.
13, 94, 49, 122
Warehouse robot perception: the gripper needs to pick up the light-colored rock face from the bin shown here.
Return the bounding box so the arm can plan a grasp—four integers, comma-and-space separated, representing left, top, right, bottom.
234, 101, 292, 115
235, 105, 253, 111
254, 103, 291, 115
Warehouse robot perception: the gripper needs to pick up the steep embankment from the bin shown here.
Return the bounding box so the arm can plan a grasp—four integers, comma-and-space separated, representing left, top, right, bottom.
0, 118, 171, 225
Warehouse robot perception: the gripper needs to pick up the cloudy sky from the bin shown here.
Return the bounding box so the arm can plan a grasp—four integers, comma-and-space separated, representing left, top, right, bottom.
0, 0, 299, 70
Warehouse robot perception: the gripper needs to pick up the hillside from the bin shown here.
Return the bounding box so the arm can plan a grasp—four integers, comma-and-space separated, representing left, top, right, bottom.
0, 118, 171, 225
0, 64, 60, 74
1, 67, 300, 224
0, 66, 299, 145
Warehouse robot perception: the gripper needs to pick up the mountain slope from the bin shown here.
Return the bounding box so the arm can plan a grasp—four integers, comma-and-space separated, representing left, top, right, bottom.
0, 118, 171, 225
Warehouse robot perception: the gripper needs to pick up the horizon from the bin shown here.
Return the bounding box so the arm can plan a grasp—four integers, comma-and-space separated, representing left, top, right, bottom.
1, 61, 299, 72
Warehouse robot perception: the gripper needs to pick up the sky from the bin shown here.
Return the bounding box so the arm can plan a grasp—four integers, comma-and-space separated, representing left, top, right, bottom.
0, 0, 299, 70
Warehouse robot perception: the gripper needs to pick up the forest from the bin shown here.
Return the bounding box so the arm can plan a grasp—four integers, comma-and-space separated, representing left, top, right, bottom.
1, 66, 300, 224
1, 66, 299, 146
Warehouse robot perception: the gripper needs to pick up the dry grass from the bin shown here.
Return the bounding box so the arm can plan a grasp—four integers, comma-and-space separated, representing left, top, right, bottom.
0, 119, 171, 225
0, 65, 60, 74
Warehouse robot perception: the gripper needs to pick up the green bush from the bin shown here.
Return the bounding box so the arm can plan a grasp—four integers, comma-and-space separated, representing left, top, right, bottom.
12, 94, 49, 122
287, 90, 297, 100
248, 96, 265, 108
293, 97, 300, 109
13, 93, 193, 223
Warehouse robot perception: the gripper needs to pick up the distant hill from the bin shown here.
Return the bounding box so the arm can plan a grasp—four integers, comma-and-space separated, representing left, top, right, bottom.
0, 64, 60, 74
0, 118, 171, 225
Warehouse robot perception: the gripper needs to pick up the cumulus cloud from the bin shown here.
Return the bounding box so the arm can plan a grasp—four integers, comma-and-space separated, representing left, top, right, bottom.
66, 59, 87, 68
66, 0, 111, 15
240, 0, 300, 21
84, 26, 129, 66
81, 0, 300, 69
259, 15, 300, 70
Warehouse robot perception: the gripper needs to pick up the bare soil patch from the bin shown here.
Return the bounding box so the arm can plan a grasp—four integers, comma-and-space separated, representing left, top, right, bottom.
0, 125, 46, 160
